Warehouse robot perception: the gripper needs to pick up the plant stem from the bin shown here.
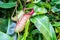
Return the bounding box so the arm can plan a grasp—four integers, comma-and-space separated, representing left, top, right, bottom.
18, 32, 20, 40
21, 20, 30, 40
24, 0, 26, 7
11, 3, 17, 18
31, 0, 33, 3
17, 0, 23, 9
7, 13, 11, 34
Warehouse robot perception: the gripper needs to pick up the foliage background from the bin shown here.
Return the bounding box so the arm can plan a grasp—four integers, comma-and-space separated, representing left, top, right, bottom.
0, 0, 60, 40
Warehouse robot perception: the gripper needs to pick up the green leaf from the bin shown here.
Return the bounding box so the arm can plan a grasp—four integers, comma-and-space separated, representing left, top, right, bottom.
33, 0, 41, 3
51, 0, 57, 2
30, 5, 47, 16
51, 0, 58, 5
36, 2, 51, 9
26, 3, 35, 8
51, 0, 60, 13
0, 32, 13, 40
26, 4, 47, 15
49, 24, 57, 40
30, 15, 57, 40
0, 2, 16, 8
0, 18, 8, 33
55, 0, 60, 4
55, 27, 60, 33
31, 29, 40, 35
53, 22, 60, 27
51, 0, 60, 5
56, 4, 60, 9
0, 1, 3, 4
51, 7, 60, 13
31, 29, 42, 40
33, 5, 47, 15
